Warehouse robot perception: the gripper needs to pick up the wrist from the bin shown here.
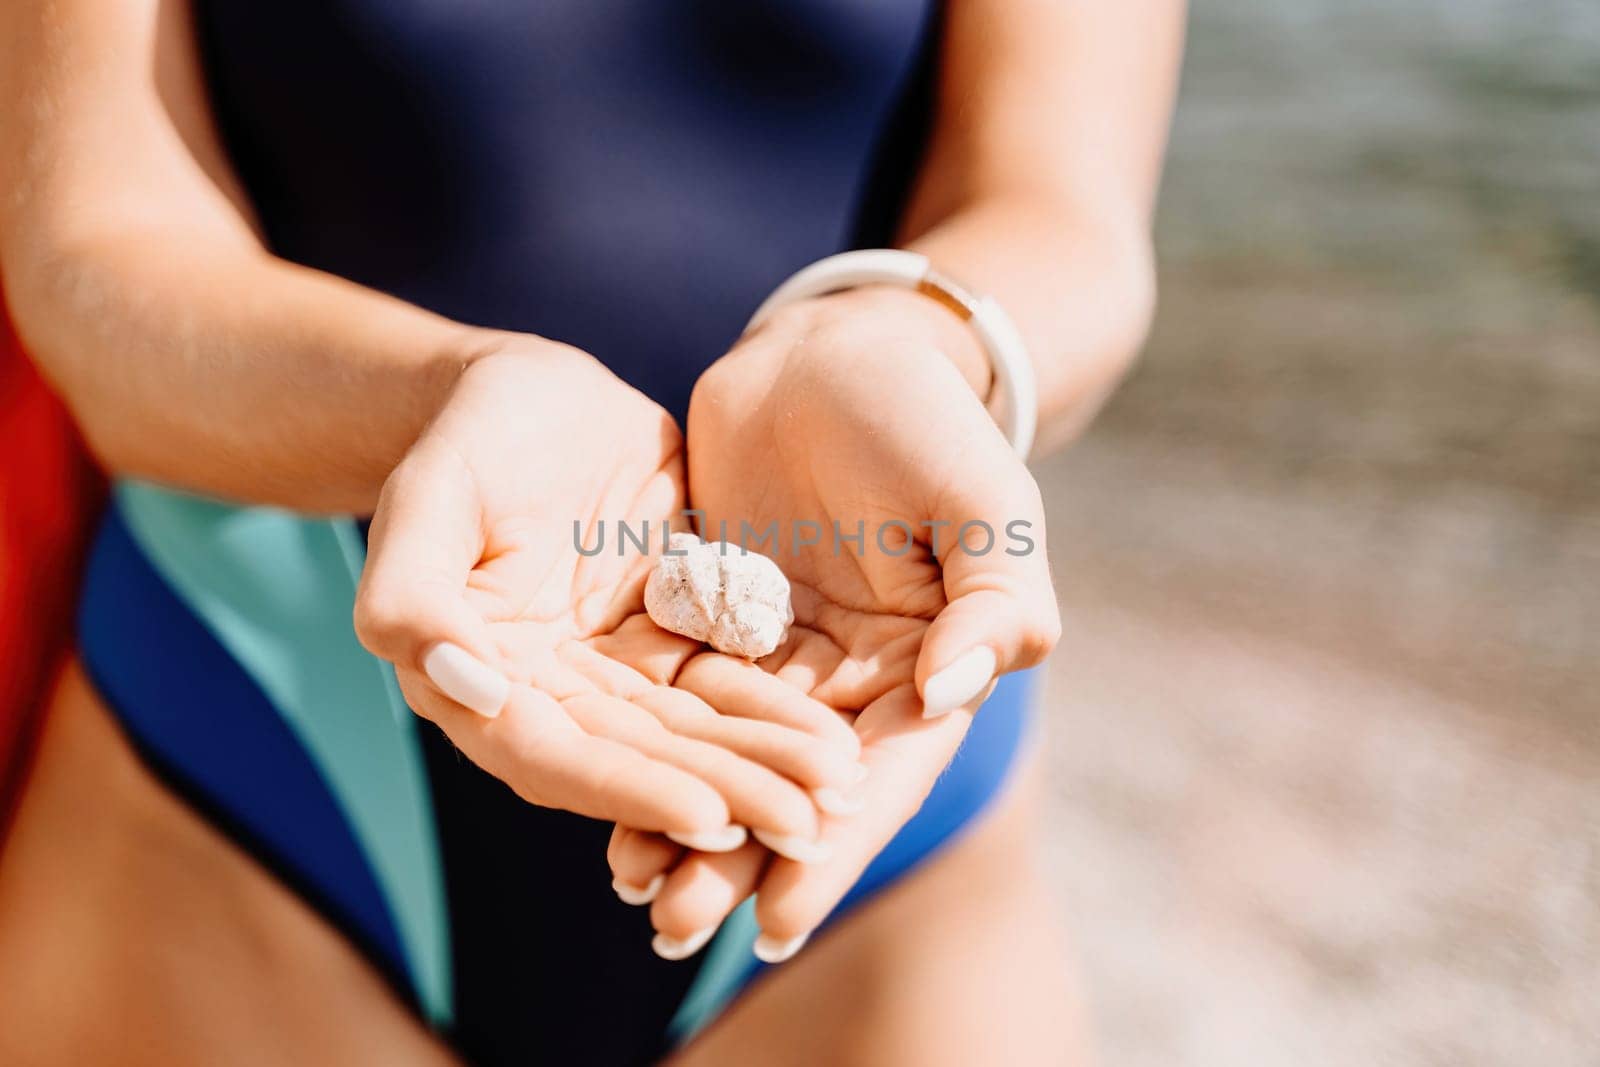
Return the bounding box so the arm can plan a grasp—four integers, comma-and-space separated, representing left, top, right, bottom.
780, 286, 994, 400
450, 329, 619, 398
425, 329, 640, 454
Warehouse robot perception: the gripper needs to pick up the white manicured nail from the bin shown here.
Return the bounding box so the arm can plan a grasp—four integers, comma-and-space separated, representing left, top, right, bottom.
613, 874, 664, 906
652, 925, 717, 961
922, 646, 997, 718
667, 825, 748, 852
812, 787, 864, 816
753, 828, 831, 864
753, 931, 810, 964
422, 642, 510, 718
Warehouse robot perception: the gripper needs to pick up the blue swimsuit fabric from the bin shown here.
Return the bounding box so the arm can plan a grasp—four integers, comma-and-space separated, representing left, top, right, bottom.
76, 3, 1038, 1063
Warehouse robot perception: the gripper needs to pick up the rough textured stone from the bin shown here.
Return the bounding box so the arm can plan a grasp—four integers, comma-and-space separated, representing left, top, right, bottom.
644, 532, 793, 658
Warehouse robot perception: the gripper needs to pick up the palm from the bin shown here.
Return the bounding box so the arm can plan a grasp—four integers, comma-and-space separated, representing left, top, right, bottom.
685, 415, 958, 825
606, 302, 1057, 952
464, 509, 681, 702
686, 323, 978, 719
361, 343, 861, 839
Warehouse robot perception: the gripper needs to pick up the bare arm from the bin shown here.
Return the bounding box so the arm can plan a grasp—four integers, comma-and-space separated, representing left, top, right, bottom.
633, 0, 1189, 949
0, 0, 508, 512
900, 0, 1187, 453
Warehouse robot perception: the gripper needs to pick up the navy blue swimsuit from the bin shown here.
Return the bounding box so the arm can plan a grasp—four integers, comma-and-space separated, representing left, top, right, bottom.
77, 3, 1037, 1063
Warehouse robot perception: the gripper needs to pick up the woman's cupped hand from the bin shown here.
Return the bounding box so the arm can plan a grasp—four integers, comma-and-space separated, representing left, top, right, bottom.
353, 300, 1061, 964
353, 335, 865, 853
608, 289, 1061, 960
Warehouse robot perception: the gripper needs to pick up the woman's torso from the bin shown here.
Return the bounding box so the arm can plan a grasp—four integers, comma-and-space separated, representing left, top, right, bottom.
193, 0, 938, 417
73, 5, 1037, 1064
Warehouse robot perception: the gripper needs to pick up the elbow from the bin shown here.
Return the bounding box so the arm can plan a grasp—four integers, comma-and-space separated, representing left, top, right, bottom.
1, 236, 150, 475
4, 228, 101, 388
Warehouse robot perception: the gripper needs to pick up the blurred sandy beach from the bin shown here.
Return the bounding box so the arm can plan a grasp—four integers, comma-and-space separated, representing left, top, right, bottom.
1034, 3, 1599, 1063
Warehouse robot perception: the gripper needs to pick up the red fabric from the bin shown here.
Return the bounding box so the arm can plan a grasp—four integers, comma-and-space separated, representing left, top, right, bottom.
0, 298, 106, 833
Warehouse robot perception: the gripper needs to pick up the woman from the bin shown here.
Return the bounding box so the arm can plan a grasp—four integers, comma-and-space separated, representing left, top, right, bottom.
0, 1, 1182, 1064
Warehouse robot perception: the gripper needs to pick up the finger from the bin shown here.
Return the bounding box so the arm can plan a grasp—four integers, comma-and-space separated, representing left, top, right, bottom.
754, 685, 972, 945
570, 634, 865, 799
649, 840, 769, 956
916, 472, 1060, 718
608, 825, 682, 905
633, 686, 864, 795
776, 613, 921, 714
553, 638, 653, 699
410, 681, 733, 834
354, 441, 509, 716
564, 693, 823, 843
677, 653, 860, 757
588, 613, 705, 686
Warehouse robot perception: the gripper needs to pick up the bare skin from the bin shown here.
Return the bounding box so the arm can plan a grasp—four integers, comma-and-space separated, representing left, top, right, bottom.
0, 0, 1183, 1059
0, 663, 458, 1067
668, 754, 1086, 1067
0, 666, 1080, 1067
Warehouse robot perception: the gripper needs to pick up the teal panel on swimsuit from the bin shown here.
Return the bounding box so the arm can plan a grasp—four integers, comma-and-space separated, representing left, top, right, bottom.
116, 482, 452, 1026
668, 898, 760, 1044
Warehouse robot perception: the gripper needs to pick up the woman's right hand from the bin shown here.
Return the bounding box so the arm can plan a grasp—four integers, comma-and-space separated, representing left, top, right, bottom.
353, 337, 861, 847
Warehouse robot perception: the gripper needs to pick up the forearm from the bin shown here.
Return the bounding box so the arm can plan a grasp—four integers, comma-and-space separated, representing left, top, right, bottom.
0, 0, 506, 513
903, 198, 1155, 454
897, 0, 1186, 455
5, 228, 491, 513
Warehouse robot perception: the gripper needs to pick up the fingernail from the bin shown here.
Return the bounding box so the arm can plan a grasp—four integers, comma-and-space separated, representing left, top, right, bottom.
612, 874, 664, 906
652, 925, 717, 961
811, 786, 864, 816
422, 641, 510, 718
753, 828, 831, 864
922, 646, 997, 718
753, 931, 810, 964
666, 825, 748, 852
853, 763, 870, 786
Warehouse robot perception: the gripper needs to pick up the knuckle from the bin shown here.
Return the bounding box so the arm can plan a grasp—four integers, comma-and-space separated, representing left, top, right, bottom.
651, 892, 717, 940
760, 786, 818, 838
651, 686, 711, 727
502, 716, 557, 768
606, 826, 633, 869
791, 734, 849, 786
669, 781, 730, 834
613, 844, 664, 884
673, 654, 712, 693
500, 727, 573, 804
352, 586, 414, 653
823, 717, 863, 760
501, 764, 553, 811
755, 889, 821, 943
392, 673, 438, 722
1016, 618, 1061, 668
815, 745, 861, 789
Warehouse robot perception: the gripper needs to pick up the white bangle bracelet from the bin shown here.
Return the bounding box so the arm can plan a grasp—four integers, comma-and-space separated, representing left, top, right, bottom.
746, 249, 1037, 458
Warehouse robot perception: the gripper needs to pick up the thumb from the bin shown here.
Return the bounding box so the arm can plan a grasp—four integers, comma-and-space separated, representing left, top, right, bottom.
353, 440, 510, 718
915, 475, 1060, 719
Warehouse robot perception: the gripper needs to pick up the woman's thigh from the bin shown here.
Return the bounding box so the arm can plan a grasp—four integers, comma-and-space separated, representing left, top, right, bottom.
673, 755, 1088, 1067
0, 660, 456, 1067
0, 661, 1084, 1065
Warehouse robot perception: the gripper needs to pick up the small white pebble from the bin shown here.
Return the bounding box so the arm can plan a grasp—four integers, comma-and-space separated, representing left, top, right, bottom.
645, 532, 794, 658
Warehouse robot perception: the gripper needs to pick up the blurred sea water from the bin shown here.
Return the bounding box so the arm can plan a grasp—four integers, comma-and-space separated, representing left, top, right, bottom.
1035, 3, 1599, 1063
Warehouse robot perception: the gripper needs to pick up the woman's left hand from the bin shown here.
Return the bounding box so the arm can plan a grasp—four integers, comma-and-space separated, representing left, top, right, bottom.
355, 341, 862, 846
606, 288, 1061, 959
